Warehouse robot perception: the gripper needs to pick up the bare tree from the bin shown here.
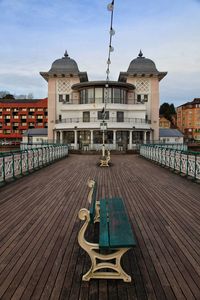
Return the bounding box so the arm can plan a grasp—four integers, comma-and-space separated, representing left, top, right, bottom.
0, 91, 10, 98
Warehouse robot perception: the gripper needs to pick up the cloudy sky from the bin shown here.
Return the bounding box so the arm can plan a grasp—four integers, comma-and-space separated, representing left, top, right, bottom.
0, 0, 200, 106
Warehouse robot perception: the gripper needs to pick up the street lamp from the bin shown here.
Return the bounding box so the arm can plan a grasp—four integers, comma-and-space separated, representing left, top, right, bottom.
100, 120, 107, 157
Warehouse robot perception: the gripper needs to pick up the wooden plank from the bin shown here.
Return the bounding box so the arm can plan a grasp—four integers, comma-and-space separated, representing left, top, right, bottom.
0, 154, 200, 300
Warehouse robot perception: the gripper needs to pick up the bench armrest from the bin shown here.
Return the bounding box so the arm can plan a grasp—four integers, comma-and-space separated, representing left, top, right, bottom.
87, 179, 96, 204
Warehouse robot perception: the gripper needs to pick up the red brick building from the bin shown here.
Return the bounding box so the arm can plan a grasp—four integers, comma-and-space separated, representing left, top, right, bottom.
177, 98, 200, 141
0, 98, 47, 142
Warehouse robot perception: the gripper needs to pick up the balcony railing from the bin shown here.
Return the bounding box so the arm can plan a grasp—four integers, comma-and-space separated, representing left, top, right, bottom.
60, 98, 144, 105
56, 117, 151, 124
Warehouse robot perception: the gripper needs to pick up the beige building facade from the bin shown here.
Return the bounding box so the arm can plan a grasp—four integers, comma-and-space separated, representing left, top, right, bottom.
40, 50, 167, 150
159, 116, 171, 128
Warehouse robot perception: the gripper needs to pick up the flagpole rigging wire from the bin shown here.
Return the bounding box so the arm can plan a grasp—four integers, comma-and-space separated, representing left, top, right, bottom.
102, 0, 115, 157
106, 0, 115, 82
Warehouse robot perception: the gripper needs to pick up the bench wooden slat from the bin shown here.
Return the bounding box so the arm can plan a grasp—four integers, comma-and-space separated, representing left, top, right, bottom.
108, 198, 136, 248
99, 199, 110, 248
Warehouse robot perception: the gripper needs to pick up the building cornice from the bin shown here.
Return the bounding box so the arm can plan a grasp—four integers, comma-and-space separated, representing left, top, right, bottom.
118, 72, 167, 82
72, 80, 135, 91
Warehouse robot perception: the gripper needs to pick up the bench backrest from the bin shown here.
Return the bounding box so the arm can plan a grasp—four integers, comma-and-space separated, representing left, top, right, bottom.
87, 179, 97, 223
99, 197, 136, 248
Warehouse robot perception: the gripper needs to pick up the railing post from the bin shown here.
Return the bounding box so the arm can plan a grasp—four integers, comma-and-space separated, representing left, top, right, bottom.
12, 152, 15, 179
186, 152, 189, 177
32, 149, 35, 170
26, 150, 29, 174
180, 151, 182, 175
3, 155, 5, 183
37, 148, 40, 168
20, 151, 23, 176
194, 154, 197, 181
174, 150, 176, 171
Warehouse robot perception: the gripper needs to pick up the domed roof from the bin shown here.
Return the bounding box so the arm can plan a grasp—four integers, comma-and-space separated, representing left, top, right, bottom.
48, 51, 79, 74
127, 50, 159, 74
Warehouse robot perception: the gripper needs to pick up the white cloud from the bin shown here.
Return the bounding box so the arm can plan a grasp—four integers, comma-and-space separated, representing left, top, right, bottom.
0, 0, 200, 104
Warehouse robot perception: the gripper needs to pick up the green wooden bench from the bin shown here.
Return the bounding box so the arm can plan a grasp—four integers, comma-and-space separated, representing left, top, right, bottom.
78, 179, 136, 282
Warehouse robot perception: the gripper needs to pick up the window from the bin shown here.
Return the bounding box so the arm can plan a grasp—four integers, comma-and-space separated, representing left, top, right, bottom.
95, 88, 102, 104
60, 94, 70, 103
83, 111, 90, 122
98, 111, 109, 120
59, 114, 62, 121
4, 129, 11, 134
65, 94, 70, 103
93, 131, 103, 144
59, 94, 64, 102
121, 90, 127, 104
80, 90, 86, 104
113, 88, 121, 103
117, 111, 124, 122
87, 89, 94, 103
137, 94, 148, 103
63, 131, 74, 143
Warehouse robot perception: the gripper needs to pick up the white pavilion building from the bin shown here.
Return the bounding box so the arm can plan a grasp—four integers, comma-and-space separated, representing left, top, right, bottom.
40, 50, 167, 150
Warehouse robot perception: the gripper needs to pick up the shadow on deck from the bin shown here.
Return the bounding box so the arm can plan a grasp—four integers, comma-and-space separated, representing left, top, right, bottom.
0, 154, 200, 300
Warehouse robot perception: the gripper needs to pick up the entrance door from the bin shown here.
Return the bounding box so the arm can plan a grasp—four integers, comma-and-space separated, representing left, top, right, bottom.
116, 131, 128, 150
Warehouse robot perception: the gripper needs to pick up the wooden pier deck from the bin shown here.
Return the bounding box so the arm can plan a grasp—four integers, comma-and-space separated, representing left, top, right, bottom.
0, 154, 200, 300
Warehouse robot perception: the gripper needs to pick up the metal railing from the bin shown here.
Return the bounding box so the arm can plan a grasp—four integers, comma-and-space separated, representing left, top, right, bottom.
56, 117, 150, 125
20, 142, 66, 150
140, 144, 200, 181
61, 97, 141, 105
145, 143, 188, 151
0, 144, 68, 186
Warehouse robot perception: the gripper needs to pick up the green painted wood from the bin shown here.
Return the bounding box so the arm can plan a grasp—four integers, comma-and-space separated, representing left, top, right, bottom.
107, 198, 136, 248
99, 199, 110, 248
89, 181, 97, 223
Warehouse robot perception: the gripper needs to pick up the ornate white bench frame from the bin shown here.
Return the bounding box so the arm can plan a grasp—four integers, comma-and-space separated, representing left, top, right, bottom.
77, 179, 132, 282
100, 150, 111, 167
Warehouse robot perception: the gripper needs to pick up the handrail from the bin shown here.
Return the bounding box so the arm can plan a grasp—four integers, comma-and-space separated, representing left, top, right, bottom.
0, 145, 68, 186
140, 144, 200, 181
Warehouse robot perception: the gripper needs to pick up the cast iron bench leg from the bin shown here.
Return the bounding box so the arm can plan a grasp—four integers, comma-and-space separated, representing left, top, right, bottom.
78, 208, 132, 282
